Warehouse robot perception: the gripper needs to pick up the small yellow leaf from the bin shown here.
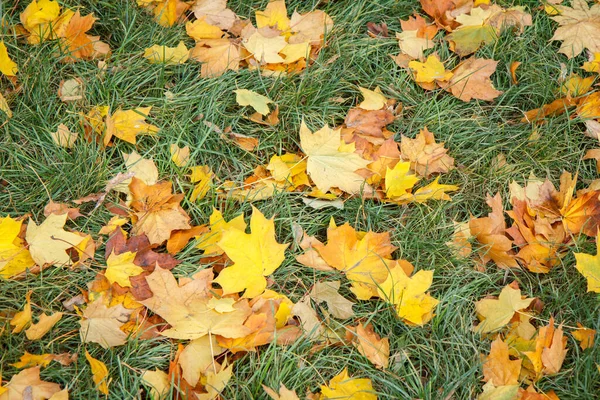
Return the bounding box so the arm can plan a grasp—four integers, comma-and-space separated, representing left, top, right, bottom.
320, 368, 377, 400
188, 165, 213, 201
25, 213, 84, 267
0, 92, 12, 118
144, 41, 189, 65
10, 291, 33, 334
186, 17, 224, 40
51, 123, 78, 148
85, 351, 110, 395
573, 235, 600, 293
234, 89, 273, 116
0, 41, 18, 77
25, 312, 63, 340
255, 0, 290, 31
141, 369, 170, 400
11, 352, 55, 369
474, 284, 534, 333
357, 87, 387, 111
104, 251, 143, 288
408, 54, 453, 84
385, 161, 420, 198
170, 144, 190, 167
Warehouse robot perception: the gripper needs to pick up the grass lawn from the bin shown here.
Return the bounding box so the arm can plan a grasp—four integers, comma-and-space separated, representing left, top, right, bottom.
0, 0, 599, 399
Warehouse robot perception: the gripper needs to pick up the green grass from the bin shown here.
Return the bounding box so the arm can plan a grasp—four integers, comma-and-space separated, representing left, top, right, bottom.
1, 0, 599, 399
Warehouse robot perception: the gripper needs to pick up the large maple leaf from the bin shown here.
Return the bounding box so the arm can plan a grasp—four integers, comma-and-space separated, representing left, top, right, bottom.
25, 213, 84, 267
551, 0, 600, 58
299, 121, 371, 194
129, 177, 191, 245
140, 267, 252, 339
214, 207, 289, 298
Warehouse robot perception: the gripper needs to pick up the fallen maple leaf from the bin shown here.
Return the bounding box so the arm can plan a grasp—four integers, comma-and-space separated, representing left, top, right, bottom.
550, 0, 600, 58
300, 122, 371, 194
50, 123, 77, 148
474, 283, 534, 334
140, 266, 251, 339
79, 297, 131, 348
189, 38, 241, 77
129, 177, 191, 245
571, 322, 596, 350
0, 41, 18, 77
446, 7, 498, 56
0, 367, 63, 399
141, 369, 170, 400
445, 57, 502, 102
25, 312, 63, 340
0, 217, 35, 279
482, 336, 521, 386
25, 213, 84, 267
214, 206, 289, 298
20, 0, 61, 43
234, 89, 273, 116
319, 368, 377, 400
310, 280, 355, 319
85, 351, 109, 395
377, 262, 438, 325
347, 322, 390, 369
10, 291, 32, 333
170, 143, 190, 167
192, 0, 237, 30
401, 127, 454, 177
58, 11, 110, 62
573, 235, 600, 293
144, 41, 189, 64
263, 383, 300, 400
104, 107, 159, 145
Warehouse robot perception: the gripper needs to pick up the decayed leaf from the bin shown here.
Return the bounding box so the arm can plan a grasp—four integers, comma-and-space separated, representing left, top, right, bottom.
319, 368, 377, 400
300, 122, 371, 194
400, 127, 454, 177
474, 283, 534, 333
10, 291, 32, 333
234, 89, 273, 116
25, 312, 63, 340
291, 295, 325, 340
25, 213, 84, 267
309, 280, 355, 319
551, 0, 600, 58
0, 41, 18, 77
58, 78, 84, 102
79, 297, 131, 348
573, 235, 600, 293
144, 41, 189, 64
263, 383, 300, 400
214, 207, 289, 298
51, 123, 78, 148
348, 323, 390, 369
0, 367, 62, 399
85, 351, 109, 395
0, 217, 36, 279
571, 322, 596, 350
482, 337, 521, 386
445, 57, 502, 102
129, 177, 191, 245
139, 266, 251, 339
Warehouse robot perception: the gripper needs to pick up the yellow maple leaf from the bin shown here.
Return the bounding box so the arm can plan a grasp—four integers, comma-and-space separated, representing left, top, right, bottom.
243, 29, 287, 64
0, 216, 35, 278
320, 368, 377, 400
582, 52, 600, 73
85, 351, 110, 395
234, 89, 273, 116
170, 143, 190, 167
104, 251, 143, 288
408, 54, 453, 84
446, 7, 497, 56
186, 17, 224, 40
482, 337, 521, 386
196, 208, 246, 254
357, 87, 387, 111
20, 0, 61, 43
105, 107, 159, 145
189, 38, 241, 77
0, 366, 62, 399
256, 0, 290, 31
11, 352, 55, 369
25, 312, 63, 340
144, 41, 189, 64
0, 92, 12, 118
188, 165, 213, 201
25, 213, 84, 267
141, 369, 170, 400
573, 235, 600, 293
571, 322, 596, 350
214, 207, 289, 298
10, 291, 32, 333
178, 335, 226, 386
0, 41, 18, 77
79, 297, 131, 348
385, 161, 420, 199
299, 122, 371, 194
412, 177, 459, 203
474, 284, 534, 333
377, 263, 439, 325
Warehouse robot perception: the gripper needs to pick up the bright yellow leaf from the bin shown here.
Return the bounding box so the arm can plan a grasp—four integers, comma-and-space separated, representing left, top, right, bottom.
10, 291, 32, 333
408, 54, 453, 84
357, 87, 387, 111
234, 89, 273, 116
25, 213, 84, 267
0, 41, 18, 77
25, 312, 63, 340
385, 161, 420, 199
104, 251, 143, 288
320, 368, 377, 400
573, 235, 600, 293
144, 41, 189, 64
85, 351, 110, 395
0, 216, 35, 278
170, 143, 190, 167
186, 17, 224, 40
